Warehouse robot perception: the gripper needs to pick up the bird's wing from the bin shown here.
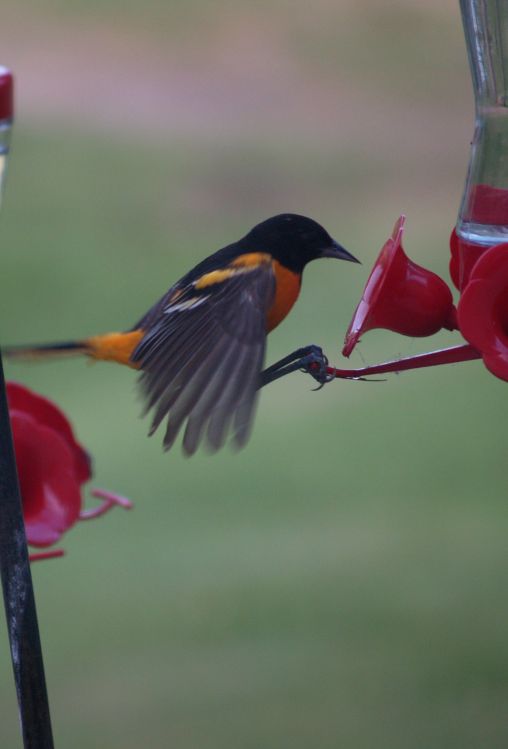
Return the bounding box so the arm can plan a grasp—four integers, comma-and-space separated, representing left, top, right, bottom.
131, 254, 275, 455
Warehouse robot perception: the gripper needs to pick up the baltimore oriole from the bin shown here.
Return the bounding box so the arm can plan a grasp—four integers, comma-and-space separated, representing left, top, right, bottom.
5, 214, 359, 454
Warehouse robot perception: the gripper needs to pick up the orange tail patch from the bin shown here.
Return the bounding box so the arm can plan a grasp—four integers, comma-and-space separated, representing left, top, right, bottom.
86, 330, 144, 368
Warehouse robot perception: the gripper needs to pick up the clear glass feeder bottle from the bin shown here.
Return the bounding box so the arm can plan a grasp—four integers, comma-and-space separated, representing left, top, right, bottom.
457, 0, 508, 246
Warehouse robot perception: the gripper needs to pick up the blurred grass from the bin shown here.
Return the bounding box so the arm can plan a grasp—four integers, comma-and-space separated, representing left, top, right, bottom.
1, 2, 508, 748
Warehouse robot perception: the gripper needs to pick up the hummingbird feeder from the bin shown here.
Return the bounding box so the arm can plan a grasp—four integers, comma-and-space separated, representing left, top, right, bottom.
323, 0, 508, 385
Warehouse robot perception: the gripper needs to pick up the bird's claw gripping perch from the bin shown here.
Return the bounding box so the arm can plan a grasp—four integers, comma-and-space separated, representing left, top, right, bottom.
259, 345, 333, 389
299, 347, 336, 390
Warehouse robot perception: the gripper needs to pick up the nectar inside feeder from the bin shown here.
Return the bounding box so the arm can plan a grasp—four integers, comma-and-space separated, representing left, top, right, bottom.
0, 67, 13, 207
0, 67, 13, 121
342, 216, 457, 357
452, 185, 508, 291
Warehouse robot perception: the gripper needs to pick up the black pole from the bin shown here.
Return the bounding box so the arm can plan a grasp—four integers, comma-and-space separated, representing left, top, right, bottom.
0, 352, 55, 748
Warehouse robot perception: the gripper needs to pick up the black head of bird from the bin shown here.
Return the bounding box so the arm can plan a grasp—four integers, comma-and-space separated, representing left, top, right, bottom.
240, 213, 360, 273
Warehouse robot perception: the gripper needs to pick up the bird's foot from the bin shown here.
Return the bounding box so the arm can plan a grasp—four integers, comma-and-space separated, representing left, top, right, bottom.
299, 346, 336, 390
259, 345, 333, 389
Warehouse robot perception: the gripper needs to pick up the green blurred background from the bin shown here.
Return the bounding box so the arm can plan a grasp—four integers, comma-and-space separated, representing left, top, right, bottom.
2, 1, 508, 746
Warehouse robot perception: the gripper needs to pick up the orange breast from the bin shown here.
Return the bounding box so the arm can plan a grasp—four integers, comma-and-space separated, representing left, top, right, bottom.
266, 260, 302, 332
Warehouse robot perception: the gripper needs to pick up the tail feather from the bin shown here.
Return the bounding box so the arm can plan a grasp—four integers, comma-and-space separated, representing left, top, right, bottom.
3, 340, 89, 361
3, 330, 144, 368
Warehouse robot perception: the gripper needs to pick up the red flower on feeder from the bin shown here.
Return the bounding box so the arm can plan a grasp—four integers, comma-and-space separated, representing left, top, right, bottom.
457, 243, 508, 382
343, 216, 457, 357
6, 382, 132, 558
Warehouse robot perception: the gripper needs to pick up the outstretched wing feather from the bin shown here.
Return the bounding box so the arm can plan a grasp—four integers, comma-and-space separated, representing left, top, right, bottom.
132, 262, 274, 454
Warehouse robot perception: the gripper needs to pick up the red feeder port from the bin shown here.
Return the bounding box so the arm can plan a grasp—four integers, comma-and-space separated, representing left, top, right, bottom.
343, 216, 457, 358
458, 242, 508, 382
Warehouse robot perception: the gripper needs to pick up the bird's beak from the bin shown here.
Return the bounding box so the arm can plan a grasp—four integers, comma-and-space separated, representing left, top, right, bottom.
321, 239, 361, 264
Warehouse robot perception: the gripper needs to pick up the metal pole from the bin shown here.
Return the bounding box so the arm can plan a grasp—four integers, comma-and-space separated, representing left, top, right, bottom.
0, 357, 55, 748
0, 67, 55, 749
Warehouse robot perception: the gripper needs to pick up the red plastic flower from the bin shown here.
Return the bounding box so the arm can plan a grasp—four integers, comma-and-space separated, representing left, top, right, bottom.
6, 382, 132, 557
457, 243, 508, 382
343, 216, 457, 357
